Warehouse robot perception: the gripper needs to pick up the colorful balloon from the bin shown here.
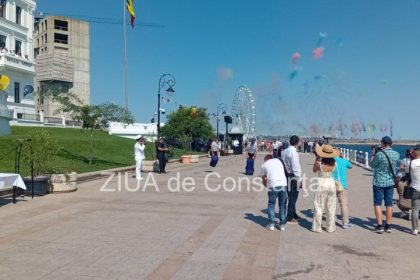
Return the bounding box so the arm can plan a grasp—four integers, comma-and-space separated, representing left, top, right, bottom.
289, 69, 299, 80
291, 52, 301, 63
0, 74, 10, 91
191, 107, 197, 117
312, 47, 325, 59
319, 32, 328, 38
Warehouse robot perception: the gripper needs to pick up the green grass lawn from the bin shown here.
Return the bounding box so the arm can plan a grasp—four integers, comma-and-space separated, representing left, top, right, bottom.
0, 126, 200, 175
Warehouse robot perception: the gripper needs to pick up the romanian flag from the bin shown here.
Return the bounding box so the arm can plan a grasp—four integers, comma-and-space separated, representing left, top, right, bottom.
127, 0, 135, 28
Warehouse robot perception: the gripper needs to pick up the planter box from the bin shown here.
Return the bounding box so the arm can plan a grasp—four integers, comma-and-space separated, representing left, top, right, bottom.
23, 175, 50, 196
191, 154, 199, 163
142, 160, 159, 172
180, 155, 192, 164
50, 172, 78, 193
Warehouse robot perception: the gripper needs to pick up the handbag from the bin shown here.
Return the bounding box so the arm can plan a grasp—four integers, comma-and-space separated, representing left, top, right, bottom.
380, 151, 400, 188
403, 160, 413, 199
334, 163, 344, 192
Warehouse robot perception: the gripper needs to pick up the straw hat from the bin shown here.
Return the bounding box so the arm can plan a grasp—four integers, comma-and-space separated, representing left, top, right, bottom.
315, 144, 340, 158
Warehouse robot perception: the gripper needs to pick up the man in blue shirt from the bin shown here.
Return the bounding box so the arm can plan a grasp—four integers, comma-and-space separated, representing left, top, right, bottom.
370, 136, 401, 233
333, 153, 353, 229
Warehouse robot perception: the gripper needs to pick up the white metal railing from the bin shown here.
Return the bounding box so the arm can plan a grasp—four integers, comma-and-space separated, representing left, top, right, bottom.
12, 110, 82, 128
339, 147, 371, 170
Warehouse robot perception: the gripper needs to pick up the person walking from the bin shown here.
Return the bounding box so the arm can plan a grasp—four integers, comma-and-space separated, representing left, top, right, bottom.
245, 138, 258, 175
370, 136, 401, 233
282, 135, 302, 224
245, 138, 258, 159
209, 138, 221, 167
156, 137, 169, 174
272, 139, 280, 158
408, 148, 420, 235
333, 152, 353, 229
260, 154, 288, 231
312, 145, 340, 233
134, 135, 145, 180
398, 149, 413, 219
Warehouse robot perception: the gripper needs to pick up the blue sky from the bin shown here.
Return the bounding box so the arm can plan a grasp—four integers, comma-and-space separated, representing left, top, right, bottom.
37, 0, 420, 139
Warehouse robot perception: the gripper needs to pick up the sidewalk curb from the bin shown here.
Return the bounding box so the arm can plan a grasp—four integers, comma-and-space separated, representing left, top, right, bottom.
77, 154, 208, 183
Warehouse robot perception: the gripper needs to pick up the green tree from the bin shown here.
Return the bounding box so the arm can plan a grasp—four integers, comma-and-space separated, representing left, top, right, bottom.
43, 91, 135, 165
161, 106, 214, 150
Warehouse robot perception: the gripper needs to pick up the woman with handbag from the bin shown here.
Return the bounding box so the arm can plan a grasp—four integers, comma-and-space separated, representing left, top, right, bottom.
311, 145, 340, 233
408, 148, 420, 235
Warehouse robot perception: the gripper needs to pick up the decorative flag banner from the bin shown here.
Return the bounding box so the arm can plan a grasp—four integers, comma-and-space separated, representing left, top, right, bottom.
127, 0, 135, 28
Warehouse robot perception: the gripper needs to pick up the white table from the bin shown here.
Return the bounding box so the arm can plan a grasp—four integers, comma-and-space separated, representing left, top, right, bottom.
0, 173, 27, 203
0, 173, 26, 190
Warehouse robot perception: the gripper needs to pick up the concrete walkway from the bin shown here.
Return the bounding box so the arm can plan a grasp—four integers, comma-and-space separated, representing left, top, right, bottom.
0, 153, 419, 280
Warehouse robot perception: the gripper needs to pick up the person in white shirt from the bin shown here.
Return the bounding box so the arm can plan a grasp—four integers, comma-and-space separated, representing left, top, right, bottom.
408, 148, 420, 235
246, 138, 258, 159
308, 141, 314, 153
261, 154, 288, 231
281, 135, 302, 224
210, 138, 221, 156
233, 139, 239, 147
134, 135, 146, 180
398, 149, 413, 218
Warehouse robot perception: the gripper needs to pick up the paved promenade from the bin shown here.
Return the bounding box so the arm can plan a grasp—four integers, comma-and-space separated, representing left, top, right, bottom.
0, 153, 419, 280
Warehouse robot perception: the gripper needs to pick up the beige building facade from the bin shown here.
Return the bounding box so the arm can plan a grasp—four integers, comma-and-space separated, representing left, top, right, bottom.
34, 15, 90, 118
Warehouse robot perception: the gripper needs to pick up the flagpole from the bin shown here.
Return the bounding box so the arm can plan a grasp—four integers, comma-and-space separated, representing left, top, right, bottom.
123, 0, 129, 109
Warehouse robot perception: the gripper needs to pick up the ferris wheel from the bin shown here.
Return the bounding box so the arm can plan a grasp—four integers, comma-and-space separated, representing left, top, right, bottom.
231, 85, 256, 139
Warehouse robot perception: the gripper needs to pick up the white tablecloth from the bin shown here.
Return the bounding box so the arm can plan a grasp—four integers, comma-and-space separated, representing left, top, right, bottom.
0, 173, 27, 190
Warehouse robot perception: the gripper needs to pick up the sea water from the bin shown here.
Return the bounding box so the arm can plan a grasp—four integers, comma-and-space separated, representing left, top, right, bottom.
335, 144, 415, 158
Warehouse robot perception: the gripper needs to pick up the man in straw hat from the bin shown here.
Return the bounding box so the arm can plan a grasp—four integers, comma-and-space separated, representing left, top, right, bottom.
134, 135, 146, 180
312, 144, 340, 233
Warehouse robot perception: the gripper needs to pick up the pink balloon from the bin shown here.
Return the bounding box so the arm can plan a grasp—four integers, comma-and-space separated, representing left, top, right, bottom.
291, 52, 301, 61
312, 47, 324, 59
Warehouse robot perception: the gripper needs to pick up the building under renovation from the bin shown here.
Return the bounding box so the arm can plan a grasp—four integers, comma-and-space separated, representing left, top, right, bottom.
34, 15, 90, 119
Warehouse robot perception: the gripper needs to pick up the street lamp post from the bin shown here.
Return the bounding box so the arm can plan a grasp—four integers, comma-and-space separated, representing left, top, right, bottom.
216, 103, 227, 139
157, 74, 175, 139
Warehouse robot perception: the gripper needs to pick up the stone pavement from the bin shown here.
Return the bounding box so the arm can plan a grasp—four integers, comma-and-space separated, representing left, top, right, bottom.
0, 153, 419, 280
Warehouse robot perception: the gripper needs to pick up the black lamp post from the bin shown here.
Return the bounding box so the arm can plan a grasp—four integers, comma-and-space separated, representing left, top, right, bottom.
216, 103, 227, 139
157, 74, 175, 138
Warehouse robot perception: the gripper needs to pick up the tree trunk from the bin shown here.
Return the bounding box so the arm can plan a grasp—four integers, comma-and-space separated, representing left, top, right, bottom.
89, 129, 93, 165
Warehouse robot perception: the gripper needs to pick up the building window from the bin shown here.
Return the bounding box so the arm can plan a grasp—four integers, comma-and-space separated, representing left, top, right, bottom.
15, 40, 21, 54
0, 0, 6, 19
45, 34, 47, 43
14, 82, 20, 103
54, 19, 68, 31
0, 34, 6, 49
54, 33, 68, 44
16, 6, 22, 25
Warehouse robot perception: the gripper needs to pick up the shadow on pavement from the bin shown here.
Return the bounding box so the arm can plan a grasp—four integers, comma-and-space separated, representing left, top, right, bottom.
244, 213, 267, 228
0, 196, 27, 207
58, 149, 127, 166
